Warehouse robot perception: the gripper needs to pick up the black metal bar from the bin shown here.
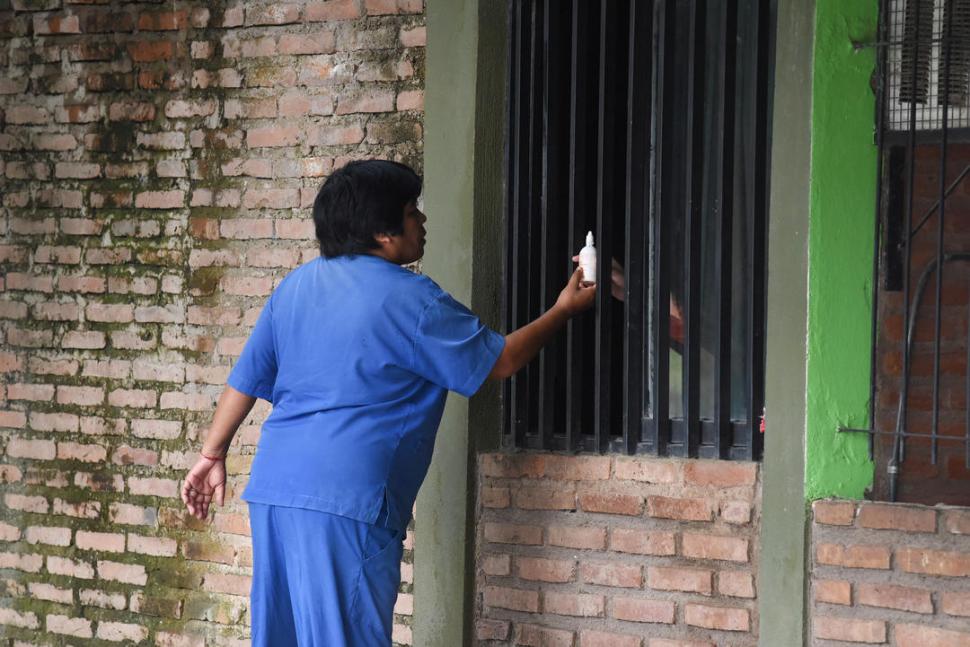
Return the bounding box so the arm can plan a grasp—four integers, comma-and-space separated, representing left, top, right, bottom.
594, 0, 614, 453
841, 427, 970, 442
966, 278, 970, 469
648, 0, 672, 456
509, 0, 530, 448
565, 0, 594, 452
931, 0, 955, 466
623, 0, 651, 455
538, 0, 569, 450
893, 0, 923, 483
869, 0, 891, 461
711, 0, 736, 458
680, 0, 704, 457
525, 0, 544, 446
502, 0, 516, 446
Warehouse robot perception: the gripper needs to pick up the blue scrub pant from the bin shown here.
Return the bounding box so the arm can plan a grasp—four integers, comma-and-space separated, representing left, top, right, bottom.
248, 503, 403, 647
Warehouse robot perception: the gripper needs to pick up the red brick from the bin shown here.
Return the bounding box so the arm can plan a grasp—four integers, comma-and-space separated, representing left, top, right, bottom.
544, 591, 604, 617
647, 495, 713, 521
515, 624, 574, 647
47, 556, 94, 579
647, 566, 712, 595
547, 525, 607, 550
52, 499, 100, 519
684, 603, 749, 632
97, 622, 148, 642
128, 477, 179, 498
816, 543, 891, 569
513, 486, 576, 510
79, 589, 126, 610
8, 383, 56, 401
812, 501, 856, 526
480, 453, 544, 478
137, 10, 188, 30
86, 303, 134, 323
108, 101, 155, 122
135, 190, 184, 209
5, 493, 48, 514
943, 510, 970, 534
24, 526, 71, 546
56, 385, 104, 406
305, 0, 360, 21
610, 528, 676, 556
82, 359, 131, 379
57, 442, 107, 463
242, 189, 300, 210
57, 276, 106, 294
684, 460, 757, 488
481, 486, 509, 508
46, 614, 92, 638
279, 32, 336, 55
97, 560, 147, 585
580, 561, 642, 588
814, 616, 886, 643
483, 522, 542, 546
857, 502, 936, 532
29, 412, 78, 432
856, 582, 932, 613
6, 105, 48, 124
400, 25, 425, 47
895, 624, 970, 647
247, 126, 300, 148
62, 331, 106, 350
516, 556, 575, 583
127, 40, 174, 62
682, 533, 748, 562
579, 490, 643, 516
476, 619, 510, 641
483, 585, 538, 613
482, 553, 510, 576
111, 445, 158, 466
647, 640, 714, 647
897, 546, 970, 577
6, 438, 56, 460
814, 578, 851, 605
942, 591, 970, 616
614, 457, 682, 483
612, 597, 675, 624
75, 530, 124, 553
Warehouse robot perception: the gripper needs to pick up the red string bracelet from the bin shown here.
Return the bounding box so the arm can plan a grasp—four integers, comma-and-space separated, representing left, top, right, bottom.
200, 451, 225, 461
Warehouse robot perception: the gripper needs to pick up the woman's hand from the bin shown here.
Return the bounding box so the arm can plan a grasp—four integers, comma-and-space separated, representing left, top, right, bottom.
572, 255, 625, 301
555, 267, 597, 316
181, 455, 226, 520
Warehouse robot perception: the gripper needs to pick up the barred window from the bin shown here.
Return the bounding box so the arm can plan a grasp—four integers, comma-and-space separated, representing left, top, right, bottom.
502, 0, 774, 460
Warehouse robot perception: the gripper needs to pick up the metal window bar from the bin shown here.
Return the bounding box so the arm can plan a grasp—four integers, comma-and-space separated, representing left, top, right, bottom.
845, 0, 970, 504
504, 0, 774, 460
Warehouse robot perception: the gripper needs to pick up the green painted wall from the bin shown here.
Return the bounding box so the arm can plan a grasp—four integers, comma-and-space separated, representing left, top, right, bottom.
805, 0, 879, 500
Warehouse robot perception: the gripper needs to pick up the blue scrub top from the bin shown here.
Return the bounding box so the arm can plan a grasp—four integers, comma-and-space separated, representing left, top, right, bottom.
227, 254, 505, 531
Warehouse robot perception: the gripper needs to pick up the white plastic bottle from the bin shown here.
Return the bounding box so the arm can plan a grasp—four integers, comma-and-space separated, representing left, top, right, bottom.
578, 230, 597, 286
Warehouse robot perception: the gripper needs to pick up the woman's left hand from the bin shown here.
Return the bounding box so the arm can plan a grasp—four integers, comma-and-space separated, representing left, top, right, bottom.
181, 455, 226, 521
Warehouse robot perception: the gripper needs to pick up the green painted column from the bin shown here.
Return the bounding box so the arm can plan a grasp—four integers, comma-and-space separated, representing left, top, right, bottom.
759, 0, 814, 643
414, 0, 479, 645
805, 0, 879, 500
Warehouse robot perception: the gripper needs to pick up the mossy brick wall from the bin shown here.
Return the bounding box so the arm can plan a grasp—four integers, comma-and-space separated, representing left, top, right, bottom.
475, 453, 761, 647
0, 0, 424, 644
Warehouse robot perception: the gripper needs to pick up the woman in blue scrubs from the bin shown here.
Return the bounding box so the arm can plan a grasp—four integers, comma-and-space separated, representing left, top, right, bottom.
181, 160, 595, 646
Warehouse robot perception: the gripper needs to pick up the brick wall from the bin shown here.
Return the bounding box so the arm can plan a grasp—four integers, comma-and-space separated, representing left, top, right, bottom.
873, 143, 970, 506
475, 453, 761, 647
811, 499, 970, 646
0, 0, 423, 643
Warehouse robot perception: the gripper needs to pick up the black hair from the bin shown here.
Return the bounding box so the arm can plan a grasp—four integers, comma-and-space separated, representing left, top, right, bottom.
312, 159, 423, 258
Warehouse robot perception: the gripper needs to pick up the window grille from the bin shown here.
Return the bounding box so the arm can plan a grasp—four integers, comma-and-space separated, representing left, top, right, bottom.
848, 0, 970, 506
502, 0, 774, 461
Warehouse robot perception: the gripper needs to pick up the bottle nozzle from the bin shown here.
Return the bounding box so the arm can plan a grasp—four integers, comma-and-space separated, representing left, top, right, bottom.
585, 231, 594, 247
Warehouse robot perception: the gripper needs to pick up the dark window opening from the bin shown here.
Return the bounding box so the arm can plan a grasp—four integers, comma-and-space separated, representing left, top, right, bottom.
869, 0, 970, 506
502, 0, 774, 461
